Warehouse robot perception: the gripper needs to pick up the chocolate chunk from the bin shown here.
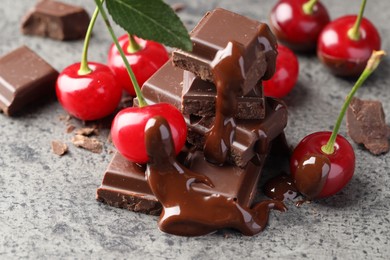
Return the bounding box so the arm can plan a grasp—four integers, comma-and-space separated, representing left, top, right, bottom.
97, 147, 266, 217
51, 140, 68, 156
172, 8, 277, 95
71, 134, 103, 154
347, 97, 390, 155
0, 46, 58, 116
182, 71, 265, 119
21, 0, 90, 41
136, 60, 287, 167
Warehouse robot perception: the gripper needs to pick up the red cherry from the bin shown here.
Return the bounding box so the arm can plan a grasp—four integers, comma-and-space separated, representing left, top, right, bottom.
108, 34, 169, 96
317, 15, 381, 77
269, 0, 330, 52
56, 62, 122, 121
111, 103, 187, 164
290, 132, 355, 198
263, 45, 299, 98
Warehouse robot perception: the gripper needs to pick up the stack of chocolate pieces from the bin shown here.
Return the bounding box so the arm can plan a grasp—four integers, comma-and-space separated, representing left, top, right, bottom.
97, 9, 288, 220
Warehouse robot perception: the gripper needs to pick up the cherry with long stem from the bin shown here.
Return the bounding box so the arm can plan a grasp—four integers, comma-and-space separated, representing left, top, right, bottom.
347, 0, 367, 41
94, 0, 147, 107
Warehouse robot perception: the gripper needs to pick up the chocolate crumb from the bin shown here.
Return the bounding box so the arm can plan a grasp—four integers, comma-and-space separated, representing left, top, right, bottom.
71, 134, 103, 154
51, 140, 68, 156
75, 127, 98, 136
66, 124, 76, 133
347, 97, 390, 155
171, 3, 186, 12
59, 114, 71, 121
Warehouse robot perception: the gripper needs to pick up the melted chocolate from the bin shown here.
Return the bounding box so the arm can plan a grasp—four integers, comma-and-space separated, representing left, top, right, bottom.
263, 174, 298, 201
294, 153, 330, 199
203, 42, 245, 164
145, 116, 286, 236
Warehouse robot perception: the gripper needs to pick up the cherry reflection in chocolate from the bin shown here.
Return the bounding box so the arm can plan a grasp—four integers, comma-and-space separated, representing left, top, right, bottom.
145, 116, 287, 236
203, 41, 245, 165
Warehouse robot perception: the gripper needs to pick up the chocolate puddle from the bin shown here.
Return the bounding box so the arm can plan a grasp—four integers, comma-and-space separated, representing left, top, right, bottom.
263, 174, 298, 201
145, 116, 287, 236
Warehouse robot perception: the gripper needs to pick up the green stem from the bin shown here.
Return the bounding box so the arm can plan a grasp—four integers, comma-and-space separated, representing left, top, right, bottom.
347, 0, 367, 41
78, 2, 102, 76
321, 50, 386, 155
94, 0, 147, 107
302, 0, 318, 15
127, 33, 143, 53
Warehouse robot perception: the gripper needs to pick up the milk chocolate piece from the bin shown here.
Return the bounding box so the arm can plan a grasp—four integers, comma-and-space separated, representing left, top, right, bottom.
0, 46, 58, 116
21, 0, 90, 41
172, 8, 277, 95
136, 60, 287, 167
97, 147, 265, 216
182, 71, 266, 119
347, 97, 390, 155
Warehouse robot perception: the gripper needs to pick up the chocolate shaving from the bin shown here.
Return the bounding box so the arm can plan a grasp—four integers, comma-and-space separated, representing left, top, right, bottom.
66, 124, 76, 133
74, 127, 98, 136
347, 97, 390, 155
71, 134, 103, 154
51, 140, 68, 156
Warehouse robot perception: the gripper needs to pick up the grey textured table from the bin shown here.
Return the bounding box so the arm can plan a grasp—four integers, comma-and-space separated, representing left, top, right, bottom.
1, 0, 389, 259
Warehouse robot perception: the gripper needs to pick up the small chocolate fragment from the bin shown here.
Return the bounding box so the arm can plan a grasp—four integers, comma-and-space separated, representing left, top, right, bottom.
172, 8, 277, 95
51, 140, 68, 156
71, 134, 103, 154
182, 71, 265, 119
0, 46, 58, 116
75, 127, 98, 136
21, 0, 90, 41
347, 97, 390, 155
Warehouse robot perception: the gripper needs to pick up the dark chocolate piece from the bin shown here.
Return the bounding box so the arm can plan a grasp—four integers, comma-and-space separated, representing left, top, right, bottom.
144, 116, 286, 236
347, 97, 390, 155
97, 146, 265, 216
136, 60, 287, 167
172, 8, 277, 95
0, 46, 58, 116
182, 71, 265, 119
21, 0, 90, 41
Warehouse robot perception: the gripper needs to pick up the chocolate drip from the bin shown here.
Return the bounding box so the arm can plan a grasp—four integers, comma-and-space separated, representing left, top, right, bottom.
294, 154, 330, 199
203, 42, 246, 165
257, 24, 278, 80
145, 116, 287, 236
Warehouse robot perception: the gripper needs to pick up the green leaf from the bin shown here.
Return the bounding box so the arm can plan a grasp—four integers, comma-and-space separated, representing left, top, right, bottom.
106, 0, 192, 51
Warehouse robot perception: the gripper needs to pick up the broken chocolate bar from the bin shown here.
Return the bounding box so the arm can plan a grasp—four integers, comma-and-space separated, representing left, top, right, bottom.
21, 0, 90, 41
136, 61, 287, 167
182, 71, 265, 119
172, 8, 277, 95
97, 148, 265, 216
0, 46, 58, 116
347, 97, 390, 155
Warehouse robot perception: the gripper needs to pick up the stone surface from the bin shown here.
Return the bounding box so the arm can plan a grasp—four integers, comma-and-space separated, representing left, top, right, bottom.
0, 0, 389, 259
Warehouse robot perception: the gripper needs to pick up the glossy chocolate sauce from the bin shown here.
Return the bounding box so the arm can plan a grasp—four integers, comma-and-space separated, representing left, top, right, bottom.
145, 116, 286, 236
263, 174, 298, 201
203, 41, 245, 165
293, 153, 330, 200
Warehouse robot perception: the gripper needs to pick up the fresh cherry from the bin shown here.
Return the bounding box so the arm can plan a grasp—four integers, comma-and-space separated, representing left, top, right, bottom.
56, 5, 122, 121
269, 0, 330, 52
110, 103, 187, 164
290, 50, 385, 200
108, 34, 169, 96
317, 0, 381, 77
263, 45, 299, 98
56, 62, 122, 120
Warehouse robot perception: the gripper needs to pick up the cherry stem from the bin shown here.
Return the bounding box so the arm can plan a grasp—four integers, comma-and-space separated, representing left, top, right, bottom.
94, 0, 147, 107
302, 0, 318, 15
347, 0, 367, 41
78, 1, 102, 76
321, 50, 386, 155
127, 34, 143, 53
